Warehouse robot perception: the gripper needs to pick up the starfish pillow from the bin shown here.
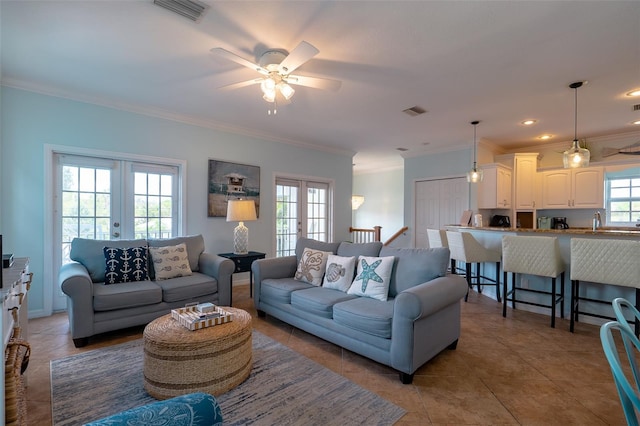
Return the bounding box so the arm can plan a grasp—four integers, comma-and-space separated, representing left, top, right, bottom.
347, 255, 395, 301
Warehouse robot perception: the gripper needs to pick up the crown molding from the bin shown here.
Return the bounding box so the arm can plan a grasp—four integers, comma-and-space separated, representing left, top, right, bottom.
1, 78, 355, 157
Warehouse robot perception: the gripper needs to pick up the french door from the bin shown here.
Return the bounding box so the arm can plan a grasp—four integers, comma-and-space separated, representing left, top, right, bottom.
275, 177, 331, 257
52, 153, 180, 311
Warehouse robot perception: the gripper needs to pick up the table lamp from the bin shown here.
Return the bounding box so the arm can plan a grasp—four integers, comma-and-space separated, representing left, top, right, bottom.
226, 199, 257, 254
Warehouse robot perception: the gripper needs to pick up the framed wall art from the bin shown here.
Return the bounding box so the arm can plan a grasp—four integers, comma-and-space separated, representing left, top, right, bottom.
208, 159, 260, 217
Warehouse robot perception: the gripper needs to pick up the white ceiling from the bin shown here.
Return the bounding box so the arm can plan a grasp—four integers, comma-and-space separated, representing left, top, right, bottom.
2, 1, 639, 172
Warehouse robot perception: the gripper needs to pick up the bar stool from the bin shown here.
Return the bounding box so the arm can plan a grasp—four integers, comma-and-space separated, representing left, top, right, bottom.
501, 235, 565, 328
427, 229, 455, 272
570, 238, 640, 333
446, 231, 501, 302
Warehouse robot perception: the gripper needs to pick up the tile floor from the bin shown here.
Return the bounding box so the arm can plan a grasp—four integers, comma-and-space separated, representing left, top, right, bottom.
25, 285, 625, 425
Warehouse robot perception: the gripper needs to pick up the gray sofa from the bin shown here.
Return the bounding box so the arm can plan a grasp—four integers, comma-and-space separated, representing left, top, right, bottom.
59, 234, 234, 347
253, 237, 468, 384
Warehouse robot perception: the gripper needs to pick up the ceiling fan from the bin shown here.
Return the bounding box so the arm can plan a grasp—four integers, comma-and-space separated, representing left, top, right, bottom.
211, 41, 342, 109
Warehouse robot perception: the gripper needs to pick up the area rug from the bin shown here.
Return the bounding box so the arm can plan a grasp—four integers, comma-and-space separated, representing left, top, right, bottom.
51, 330, 406, 425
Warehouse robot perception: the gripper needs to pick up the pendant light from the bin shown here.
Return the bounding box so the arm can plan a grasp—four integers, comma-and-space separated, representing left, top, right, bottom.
467, 120, 483, 183
563, 81, 590, 168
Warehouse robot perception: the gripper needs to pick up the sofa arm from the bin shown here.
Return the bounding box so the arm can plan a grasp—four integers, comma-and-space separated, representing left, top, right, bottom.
394, 275, 468, 321
252, 256, 297, 306
59, 261, 95, 340
85, 392, 223, 426
199, 253, 235, 306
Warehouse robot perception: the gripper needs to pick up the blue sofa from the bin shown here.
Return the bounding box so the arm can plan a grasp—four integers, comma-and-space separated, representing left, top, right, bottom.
253, 238, 468, 384
60, 234, 234, 347
84, 392, 223, 426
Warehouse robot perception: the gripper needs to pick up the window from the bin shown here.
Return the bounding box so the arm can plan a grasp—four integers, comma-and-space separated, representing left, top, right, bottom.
275, 177, 331, 257
606, 177, 640, 226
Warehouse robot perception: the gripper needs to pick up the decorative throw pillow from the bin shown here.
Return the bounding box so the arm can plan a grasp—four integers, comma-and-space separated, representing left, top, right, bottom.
347, 255, 395, 301
322, 255, 356, 292
294, 247, 331, 286
103, 246, 149, 285
148, 243, 193, 280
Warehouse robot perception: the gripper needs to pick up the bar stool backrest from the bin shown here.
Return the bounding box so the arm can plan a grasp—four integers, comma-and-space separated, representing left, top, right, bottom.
570, 238, 640, 288
502, 235, 564, 278
446, 231, 500, 263
427, 229, 448, 249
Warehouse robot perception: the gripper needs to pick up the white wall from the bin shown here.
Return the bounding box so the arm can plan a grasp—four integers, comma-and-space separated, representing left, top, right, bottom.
1, 87, 354, 317
352, 168, 404, 243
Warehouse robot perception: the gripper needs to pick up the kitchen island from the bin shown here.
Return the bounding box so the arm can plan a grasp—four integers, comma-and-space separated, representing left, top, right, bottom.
444, 225, 640, 328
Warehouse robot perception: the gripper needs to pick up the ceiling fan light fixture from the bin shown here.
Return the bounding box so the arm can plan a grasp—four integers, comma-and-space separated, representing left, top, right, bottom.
278, 82, 295, 100
563, 81, 590, 168
262, 89, 276, 103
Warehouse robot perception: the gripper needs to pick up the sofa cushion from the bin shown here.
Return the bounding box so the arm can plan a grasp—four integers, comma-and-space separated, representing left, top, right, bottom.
337, 241, 383, 257
93, 280, 162, 311
322, 255, 356, 292
294, 247, 331, 286
154, 272, 218, 303
333, 297, 394, 339
291, 287, 358, 318
295, 237, 340, 263
380, 247, 449, 297
347, 256, 395, 301
103, 246, 150, 284
261, 278, 313, 306
148, 235, 204, 273
71, 238, 148, 283
149, 243, 193, 280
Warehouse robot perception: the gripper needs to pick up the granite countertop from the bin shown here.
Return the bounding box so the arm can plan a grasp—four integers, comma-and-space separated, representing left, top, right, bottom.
445, 225, 640, 236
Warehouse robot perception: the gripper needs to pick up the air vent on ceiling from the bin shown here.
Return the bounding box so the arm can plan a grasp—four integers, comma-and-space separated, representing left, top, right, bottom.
154, 0, 207, 22
634, 104, 640, 111
402, 106, 427, 117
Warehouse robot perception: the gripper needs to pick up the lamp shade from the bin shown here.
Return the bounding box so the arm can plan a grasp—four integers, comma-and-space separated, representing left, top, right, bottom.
226, 199, 257, 222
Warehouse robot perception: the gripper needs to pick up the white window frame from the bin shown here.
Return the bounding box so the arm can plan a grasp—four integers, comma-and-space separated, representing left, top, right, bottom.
273, 173, 334, 256
605, 170, 640, 227
44, 144, 187, 316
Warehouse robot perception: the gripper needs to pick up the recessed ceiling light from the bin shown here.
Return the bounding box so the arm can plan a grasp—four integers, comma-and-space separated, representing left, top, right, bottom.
538, 134, 553, 140
626, 89, 640, 97
633, 120, 640, 125
521, 119, 537, 126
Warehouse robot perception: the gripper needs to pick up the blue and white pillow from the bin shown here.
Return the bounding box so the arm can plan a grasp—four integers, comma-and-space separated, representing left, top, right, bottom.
347, 255, 395, 301
322, 255, 356, 292
104, 246, 150, 284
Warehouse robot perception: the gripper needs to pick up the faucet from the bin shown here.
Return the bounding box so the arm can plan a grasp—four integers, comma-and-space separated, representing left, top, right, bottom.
593, 211, 602, 231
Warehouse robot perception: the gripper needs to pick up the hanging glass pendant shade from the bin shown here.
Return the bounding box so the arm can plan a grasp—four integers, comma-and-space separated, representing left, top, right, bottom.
467, 120, 483, 183
563, 81, 590, 168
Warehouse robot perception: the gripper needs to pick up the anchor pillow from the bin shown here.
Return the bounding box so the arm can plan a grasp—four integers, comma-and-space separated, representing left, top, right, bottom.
322, 255, 356, 292
347, 255, 395, 301
103, 246, 150, 284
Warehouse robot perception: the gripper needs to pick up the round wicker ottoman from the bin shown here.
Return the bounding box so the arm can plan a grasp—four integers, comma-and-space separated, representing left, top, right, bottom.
143, 307, 252, 400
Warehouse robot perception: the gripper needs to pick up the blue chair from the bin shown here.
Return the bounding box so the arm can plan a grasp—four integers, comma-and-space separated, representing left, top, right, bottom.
613, 297, 640, 336
600, 321, 640, 426
84, 392, 223, 426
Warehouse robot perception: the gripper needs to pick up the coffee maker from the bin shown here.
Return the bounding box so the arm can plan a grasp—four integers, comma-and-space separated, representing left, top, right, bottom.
552, 217, 569, 229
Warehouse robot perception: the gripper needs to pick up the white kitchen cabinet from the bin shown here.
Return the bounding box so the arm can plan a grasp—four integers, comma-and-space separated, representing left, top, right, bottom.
540, 167, 604, 209
514, 154, 539, 210
478, 164, 512, 209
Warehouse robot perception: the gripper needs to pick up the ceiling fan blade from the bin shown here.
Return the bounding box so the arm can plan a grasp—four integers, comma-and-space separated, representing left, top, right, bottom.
210, 47, 268, 75
218, 78, 263, 90
278, 41, 319, 75
286, 74, 342, 91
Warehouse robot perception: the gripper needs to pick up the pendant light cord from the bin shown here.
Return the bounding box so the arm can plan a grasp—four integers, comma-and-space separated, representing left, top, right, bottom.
574, 85, 578, 142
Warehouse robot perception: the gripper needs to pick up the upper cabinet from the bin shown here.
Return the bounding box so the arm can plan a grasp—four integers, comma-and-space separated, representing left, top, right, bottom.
540, 167, 604, 209
478, 164, 512, 209
513, 154, 539, 210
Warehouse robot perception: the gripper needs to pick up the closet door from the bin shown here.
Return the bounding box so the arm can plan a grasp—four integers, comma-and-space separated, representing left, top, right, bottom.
415, 177, 469, 248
